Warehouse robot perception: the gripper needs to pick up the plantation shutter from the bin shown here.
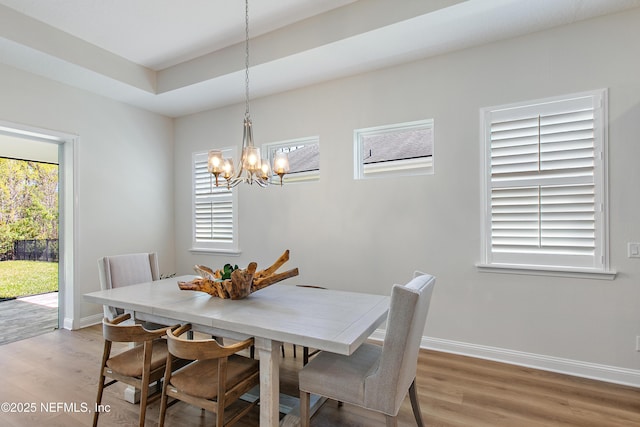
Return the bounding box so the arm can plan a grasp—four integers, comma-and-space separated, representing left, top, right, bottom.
192, 150, 236, 251
484, 91, 606, 270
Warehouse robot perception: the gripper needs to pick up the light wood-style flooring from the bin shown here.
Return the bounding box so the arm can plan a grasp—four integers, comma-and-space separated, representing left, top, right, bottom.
0, 325, 638, 426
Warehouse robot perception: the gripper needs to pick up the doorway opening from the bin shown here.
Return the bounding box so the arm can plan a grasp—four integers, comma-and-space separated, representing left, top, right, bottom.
0, 155, 58, 344
0, 121, 76, 343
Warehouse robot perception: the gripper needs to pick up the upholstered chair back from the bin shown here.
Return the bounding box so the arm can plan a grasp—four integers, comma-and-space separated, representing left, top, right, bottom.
364, 273, 435, 414
97, 252, 159, 319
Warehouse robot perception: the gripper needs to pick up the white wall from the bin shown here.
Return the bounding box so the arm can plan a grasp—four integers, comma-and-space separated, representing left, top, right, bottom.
1, 4, 635, 386
0, 62, 175, 324
175, 9, 640, 383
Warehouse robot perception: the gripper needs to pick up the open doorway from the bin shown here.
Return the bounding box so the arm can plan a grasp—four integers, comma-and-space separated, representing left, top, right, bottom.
0, 154, 58, 345
0, 124, 73, 344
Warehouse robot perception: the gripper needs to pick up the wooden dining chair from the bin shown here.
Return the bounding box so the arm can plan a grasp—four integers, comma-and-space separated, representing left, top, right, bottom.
93, 313, 185, 427
159, 323, 260, 427
299, 273, 436, 427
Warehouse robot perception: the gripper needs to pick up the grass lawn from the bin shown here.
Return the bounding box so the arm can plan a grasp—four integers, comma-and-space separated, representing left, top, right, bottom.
0, 260, 58, 299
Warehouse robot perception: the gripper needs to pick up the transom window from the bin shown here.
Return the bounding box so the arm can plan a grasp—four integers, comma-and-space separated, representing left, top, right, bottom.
354, 119, 434, 179
263, 137, 320, 183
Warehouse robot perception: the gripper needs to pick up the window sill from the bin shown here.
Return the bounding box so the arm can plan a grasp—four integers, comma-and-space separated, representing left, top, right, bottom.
476, 263, 616, 280
189, 248, 242, 256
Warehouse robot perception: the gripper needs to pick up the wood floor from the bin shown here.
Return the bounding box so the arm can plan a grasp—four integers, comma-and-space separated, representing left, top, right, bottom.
0, 325, 638, 426
0, 292, 58, 345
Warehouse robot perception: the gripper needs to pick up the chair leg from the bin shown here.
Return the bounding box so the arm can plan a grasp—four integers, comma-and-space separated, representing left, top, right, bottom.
158, 356, 173, 427
93, 340, 111, 427
385, 414, 398, 427
303, 347, 320, 366
216, 358, 228, 427
300, 391, 310, 427
137, 341, 154, 427
409, 379, 425, 427
92, 371, 105, 427
158, 388, 168, 427
138, 381, 150, 427
217, 404, 225, 427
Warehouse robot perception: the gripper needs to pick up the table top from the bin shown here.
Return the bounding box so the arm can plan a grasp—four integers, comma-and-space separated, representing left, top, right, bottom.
84, 275, 390, 355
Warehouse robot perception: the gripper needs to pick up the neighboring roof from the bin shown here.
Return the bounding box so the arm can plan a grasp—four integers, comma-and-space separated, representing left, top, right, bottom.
287, 144, 320, 173
363, 128, 433, 164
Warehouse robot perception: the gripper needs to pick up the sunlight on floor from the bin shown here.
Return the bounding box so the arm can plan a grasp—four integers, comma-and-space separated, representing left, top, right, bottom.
17, 292, 58, 308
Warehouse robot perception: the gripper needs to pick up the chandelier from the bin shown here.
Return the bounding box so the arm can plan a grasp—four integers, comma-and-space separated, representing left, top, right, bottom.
208, 0, 289, 187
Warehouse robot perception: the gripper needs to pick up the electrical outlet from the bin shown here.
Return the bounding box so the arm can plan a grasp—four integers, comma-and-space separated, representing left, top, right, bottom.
628, 243, 640, 258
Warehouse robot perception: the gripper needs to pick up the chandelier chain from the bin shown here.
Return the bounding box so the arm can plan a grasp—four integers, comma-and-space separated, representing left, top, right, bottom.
244, 0, 250, 117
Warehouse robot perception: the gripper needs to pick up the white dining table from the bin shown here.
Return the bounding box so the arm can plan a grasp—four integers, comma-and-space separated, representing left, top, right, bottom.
84, 275, 390, 427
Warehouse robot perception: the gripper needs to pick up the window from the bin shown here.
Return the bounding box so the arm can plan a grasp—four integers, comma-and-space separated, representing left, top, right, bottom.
354, 119, 434, 179
263, 137, 320, 183
191, 149, 238, 253
480, 89, 613, 277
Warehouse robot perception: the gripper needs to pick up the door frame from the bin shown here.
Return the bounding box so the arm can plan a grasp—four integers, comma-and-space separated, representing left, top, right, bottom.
0, 120, 77, 330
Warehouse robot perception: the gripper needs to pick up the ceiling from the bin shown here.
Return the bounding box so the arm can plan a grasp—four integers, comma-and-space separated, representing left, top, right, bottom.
0, 0, 638, 118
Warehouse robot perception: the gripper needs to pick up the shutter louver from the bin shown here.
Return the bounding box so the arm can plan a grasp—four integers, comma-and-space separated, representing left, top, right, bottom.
486, 93, 603, 269
192, 151, 236, 248
491, 184, 595, 256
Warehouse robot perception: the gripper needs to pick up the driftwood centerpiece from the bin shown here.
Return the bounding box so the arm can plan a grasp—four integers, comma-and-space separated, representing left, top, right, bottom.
178, 250, 299, 299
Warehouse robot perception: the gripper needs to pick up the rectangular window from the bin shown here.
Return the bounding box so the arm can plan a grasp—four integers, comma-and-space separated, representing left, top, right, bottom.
354, 119, 434, 179
263, 137, 320, 183
191, 149, 238, 253
480, 89, 612, 277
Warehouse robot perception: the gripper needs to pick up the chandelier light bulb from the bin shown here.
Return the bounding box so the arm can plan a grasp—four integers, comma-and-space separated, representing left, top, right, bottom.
208, 150, 224, 173
223, 159, 234, 178
274, 152, 290, 175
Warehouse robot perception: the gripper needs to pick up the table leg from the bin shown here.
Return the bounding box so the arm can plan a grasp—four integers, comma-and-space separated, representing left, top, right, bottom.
122, 312, 140, 403
255, 337, 281, 427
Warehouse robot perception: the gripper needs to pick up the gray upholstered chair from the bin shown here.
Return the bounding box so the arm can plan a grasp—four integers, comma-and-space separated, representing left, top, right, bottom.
97, 252, 159, 320
298, 273, 435, 427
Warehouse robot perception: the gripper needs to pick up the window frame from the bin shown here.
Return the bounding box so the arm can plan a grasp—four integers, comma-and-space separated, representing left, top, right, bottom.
262, 136, 320, 183
478, 89, 615, 279
354, 119, 434, 180
190, 148, 240, 255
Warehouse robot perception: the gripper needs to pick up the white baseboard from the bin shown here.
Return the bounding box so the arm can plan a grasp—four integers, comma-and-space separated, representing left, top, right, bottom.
370, 329, 640, 388
62, 317, 74, 331
75, 313, 102, 330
